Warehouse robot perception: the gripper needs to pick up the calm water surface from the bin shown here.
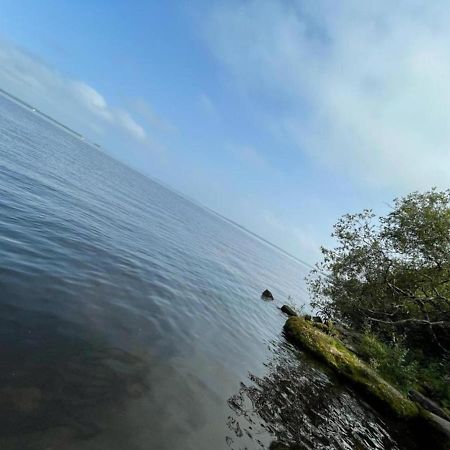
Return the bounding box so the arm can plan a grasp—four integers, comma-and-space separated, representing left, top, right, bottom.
0, 95, 419, 449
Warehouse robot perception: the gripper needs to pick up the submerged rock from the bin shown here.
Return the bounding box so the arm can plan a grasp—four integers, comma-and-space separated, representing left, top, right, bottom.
261, 289, 274, 300
281, 305, 297, 317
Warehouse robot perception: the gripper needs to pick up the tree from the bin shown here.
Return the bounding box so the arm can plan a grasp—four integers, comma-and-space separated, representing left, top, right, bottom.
307, 189, 450, 354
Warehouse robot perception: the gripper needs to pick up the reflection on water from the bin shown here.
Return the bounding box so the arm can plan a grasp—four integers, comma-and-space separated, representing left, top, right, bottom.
0, 94, 425, 449
226, 341, 422, 450
0, 305, 150, 450
0, 94, 314, 449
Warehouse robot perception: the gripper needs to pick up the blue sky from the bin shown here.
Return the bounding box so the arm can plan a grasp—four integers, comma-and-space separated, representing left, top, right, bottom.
1, 0, 449, 262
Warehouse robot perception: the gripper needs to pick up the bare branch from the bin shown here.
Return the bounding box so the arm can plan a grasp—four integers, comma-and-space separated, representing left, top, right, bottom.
366, 317, 449, 327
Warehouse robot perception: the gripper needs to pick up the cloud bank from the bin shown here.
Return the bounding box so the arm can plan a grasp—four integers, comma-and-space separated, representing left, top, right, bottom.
206, 0, 450, 190
0, 40, 146, 142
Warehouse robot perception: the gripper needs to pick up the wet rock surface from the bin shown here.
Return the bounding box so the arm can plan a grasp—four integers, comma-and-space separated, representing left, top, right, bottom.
226, 341, 426, 450
261, 290, 274, 300
280, 305, 297, 317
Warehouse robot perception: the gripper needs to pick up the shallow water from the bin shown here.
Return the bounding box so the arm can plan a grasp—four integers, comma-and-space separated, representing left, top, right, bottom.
0, 95, 419, 449
226, 341, 423, 450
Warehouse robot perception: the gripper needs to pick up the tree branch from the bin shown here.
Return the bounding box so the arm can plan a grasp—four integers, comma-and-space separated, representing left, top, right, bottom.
366, 317, 449, 327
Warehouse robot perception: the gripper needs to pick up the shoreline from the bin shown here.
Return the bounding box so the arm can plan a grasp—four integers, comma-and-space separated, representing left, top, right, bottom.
281, 313, 450, 449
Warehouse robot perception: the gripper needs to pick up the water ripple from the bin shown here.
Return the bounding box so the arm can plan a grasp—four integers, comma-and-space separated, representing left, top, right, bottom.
0, 94, 422, 449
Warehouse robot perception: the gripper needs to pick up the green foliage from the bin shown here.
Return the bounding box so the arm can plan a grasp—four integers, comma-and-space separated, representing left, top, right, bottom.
415, 360, 450, 410
306, 189, 450, 408
358, 334, 418, 392
306, 189, 450, 355
355, 333, 450, 408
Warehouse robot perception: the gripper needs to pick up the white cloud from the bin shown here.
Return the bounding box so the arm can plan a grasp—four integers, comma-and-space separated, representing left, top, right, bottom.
116, 109, 146, 140
70, 81, 113, 121
0, 39, 146, 142
206, 0, 450, 190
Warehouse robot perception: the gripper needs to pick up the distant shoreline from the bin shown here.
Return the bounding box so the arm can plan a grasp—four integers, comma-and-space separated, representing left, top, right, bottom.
0, 86, 310, 269
0, 87, 100, 148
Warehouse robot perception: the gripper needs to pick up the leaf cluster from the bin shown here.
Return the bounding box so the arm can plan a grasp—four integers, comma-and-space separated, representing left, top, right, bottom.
307, 189, 450, 355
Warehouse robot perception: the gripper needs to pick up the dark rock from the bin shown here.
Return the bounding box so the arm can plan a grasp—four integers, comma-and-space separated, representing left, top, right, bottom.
261, 289, 274, 300
304, 314, 311, 321
409, 389, 450, 421
312, 316, 323, 324
281, 305, 297, 317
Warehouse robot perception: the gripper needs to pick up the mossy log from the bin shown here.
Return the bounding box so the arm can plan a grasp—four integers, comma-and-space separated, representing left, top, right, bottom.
283, 316, 419, 419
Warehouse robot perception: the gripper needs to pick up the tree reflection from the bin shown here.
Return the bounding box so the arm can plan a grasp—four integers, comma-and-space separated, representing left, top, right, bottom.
225, 341, 418, 450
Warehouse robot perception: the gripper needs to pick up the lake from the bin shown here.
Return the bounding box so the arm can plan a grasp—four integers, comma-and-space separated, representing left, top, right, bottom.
0, 94, 419, 449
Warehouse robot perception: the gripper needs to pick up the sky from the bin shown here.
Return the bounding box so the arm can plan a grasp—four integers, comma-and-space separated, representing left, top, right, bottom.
0, 0, 449, 263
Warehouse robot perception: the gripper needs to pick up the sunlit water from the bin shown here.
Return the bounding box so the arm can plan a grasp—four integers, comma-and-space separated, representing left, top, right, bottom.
0, 95, 421, 449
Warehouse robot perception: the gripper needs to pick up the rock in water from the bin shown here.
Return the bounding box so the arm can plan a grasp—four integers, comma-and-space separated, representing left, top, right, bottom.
281, 305, 297, 316
261, 289, 274, 300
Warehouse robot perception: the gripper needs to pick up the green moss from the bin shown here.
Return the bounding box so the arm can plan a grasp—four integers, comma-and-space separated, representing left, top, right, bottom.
284, 317, 419, 418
